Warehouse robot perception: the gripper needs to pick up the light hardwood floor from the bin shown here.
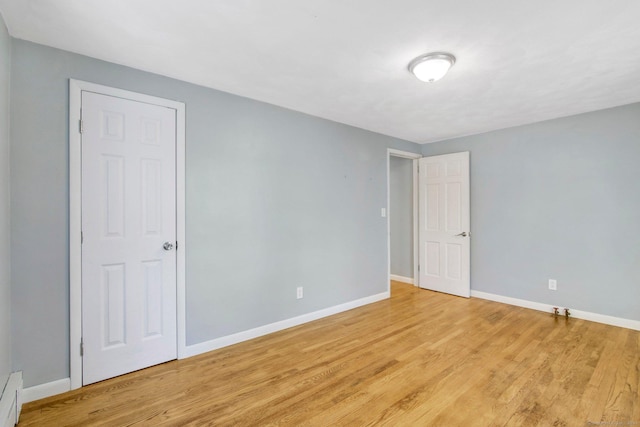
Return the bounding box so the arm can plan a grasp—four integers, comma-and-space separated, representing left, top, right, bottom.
20, 282, 639, 426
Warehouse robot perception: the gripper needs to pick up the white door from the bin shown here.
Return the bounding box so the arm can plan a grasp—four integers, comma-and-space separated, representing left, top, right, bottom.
418, 152, 470, 297
81, 91, 177, 385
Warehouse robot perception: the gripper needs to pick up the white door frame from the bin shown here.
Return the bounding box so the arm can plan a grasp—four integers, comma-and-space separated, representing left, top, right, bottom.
69, 79, 187, 390
387, 149, 421, 293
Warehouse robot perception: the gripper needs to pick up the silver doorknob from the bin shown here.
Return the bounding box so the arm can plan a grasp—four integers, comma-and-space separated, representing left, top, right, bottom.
163, 242, 174, 251
455, 232, 468, 237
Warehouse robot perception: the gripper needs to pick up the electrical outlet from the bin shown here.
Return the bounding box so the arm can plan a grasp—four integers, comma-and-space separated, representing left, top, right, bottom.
548, 279, 557, 291
296, 287, 303, 299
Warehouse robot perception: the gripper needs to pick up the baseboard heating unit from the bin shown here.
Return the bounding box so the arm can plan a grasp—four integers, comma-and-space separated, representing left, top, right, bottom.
0, 372, 22, 427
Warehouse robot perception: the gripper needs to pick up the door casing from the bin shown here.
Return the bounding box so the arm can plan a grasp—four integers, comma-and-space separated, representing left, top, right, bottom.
69, 79, 187, 390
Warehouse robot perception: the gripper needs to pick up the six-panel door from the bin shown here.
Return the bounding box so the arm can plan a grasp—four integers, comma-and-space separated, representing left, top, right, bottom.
81, 91, 177, 385
418, 152, 470, 298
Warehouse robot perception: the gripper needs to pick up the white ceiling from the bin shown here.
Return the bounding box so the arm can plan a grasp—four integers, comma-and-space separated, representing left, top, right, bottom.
2, 0, 640, 144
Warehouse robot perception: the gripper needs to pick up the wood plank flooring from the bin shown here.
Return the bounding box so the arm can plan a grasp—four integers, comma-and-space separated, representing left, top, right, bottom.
20, 282, 639, 426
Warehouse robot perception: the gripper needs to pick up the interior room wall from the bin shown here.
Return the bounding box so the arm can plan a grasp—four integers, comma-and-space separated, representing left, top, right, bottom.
421, 103, 640, 321
9, 39, 420, 388
389, 156, 413, 279
0, 12, 12, 394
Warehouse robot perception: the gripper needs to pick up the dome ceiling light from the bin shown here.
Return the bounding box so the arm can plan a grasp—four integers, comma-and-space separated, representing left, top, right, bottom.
408, 52, 456, 83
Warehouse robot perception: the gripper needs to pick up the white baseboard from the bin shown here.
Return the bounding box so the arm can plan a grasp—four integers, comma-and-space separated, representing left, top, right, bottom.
471, 290, 640, 331
184, 291, 390, 358
22, 378, 70, 404
0, 372, 22, 427
390, 274, 414, 285
20, 293, 390, 401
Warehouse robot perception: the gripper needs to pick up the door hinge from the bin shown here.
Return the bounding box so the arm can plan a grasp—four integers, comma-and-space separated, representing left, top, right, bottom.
81, 231, 83, 244
79, 119, 84, 134
80, 339, 84, 356
175, 241, 178, 250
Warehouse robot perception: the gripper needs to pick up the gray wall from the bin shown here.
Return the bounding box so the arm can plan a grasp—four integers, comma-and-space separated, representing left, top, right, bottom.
422, 104, 640, 321
9, 40, 420, 387
0, 13, 12, 394
389, 157, 413, 278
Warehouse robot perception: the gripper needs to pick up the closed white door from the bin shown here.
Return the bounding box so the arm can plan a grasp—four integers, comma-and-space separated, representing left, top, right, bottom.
418, 152, 470, 297
81, 91, 177, 385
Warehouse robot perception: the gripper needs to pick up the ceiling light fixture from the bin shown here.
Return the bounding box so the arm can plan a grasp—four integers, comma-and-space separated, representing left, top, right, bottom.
408, 52, 456, 83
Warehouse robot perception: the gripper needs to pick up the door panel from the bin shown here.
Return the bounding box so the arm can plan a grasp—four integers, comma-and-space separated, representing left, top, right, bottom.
103, 263, 126, 347
419, 152, 470, 297
81, 91, 177, 385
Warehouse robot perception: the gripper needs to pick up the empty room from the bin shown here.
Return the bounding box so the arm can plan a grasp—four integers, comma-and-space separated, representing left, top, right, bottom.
0, 1, 639, 426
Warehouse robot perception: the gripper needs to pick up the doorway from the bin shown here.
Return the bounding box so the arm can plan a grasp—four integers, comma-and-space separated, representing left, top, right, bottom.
387, 149, 421, 292
69, 80, 187, 388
